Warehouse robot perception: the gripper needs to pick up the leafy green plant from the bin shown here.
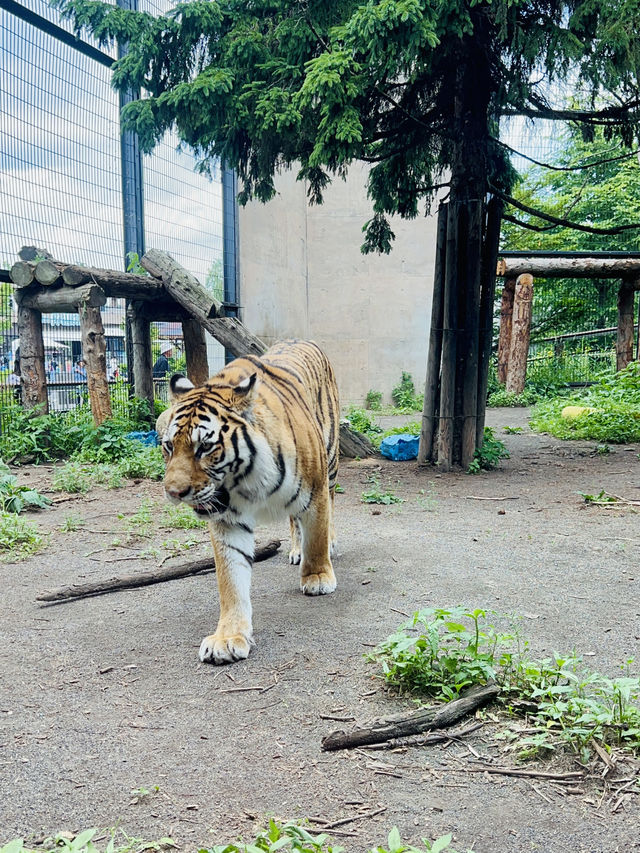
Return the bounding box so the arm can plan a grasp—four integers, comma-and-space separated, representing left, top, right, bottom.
60, 513, 85, 532
114, 446, 164, 481
391, 372, 422, 412
344, 407, 383, 442
361, 474, 404, 505
0, 512, 43, 559
0, 461, 51, 513
370, 607, 640, 761
502, 426, 523, 434
0, 827, 175, 853
467, 427, 509, 473
487, 388, 538, 408
365, 389, 383, 410
580, 489, 618, 504
160, 503, 207, 530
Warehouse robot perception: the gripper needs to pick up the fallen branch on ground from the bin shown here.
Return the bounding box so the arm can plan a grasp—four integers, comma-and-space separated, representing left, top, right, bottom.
36, 539, 281, 604
360, 720, 484, 750
321, 683, 500, 751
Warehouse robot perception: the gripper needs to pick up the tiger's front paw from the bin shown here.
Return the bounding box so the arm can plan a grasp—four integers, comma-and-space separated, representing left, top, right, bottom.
300, 569, 337, 596
199, 631, 253, 665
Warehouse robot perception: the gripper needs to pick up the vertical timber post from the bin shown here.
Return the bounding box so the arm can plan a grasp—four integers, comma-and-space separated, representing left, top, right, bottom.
477, 197, 503, 449
418, 203, 447, 464
16, 303, 47, 413
505, 274, 534, 395
497, 278, 516, 385
79, 303, 112, 426
437, 201, 461, 470
183, 317, 210, 385
128, 303, 154, 415
222, 166, 239, 363
617, 280, 635, 372
459, 199, 483, 469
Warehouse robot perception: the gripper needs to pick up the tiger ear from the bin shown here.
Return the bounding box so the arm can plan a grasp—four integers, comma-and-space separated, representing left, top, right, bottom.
231, 372, 258, 408
169, 373, 194, 402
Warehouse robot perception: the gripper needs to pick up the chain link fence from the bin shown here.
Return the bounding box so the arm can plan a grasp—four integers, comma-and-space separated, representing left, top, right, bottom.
0, 0, 226, 429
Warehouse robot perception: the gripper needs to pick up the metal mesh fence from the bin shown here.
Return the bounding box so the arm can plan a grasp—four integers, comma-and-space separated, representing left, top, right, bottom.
0, 0, 226, 429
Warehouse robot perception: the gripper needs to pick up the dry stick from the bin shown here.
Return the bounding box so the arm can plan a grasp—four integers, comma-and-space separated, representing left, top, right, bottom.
361, 720, 484, 751
321, 684, 500, 751
453, 765, 585, 781
36, 539, 281, 604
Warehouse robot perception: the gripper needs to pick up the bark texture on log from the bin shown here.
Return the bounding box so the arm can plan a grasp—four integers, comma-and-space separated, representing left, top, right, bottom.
498, 256, 640, 280
321, 683, 500, 751
16, 284, 106, 312
339, 422, 377, 458
201, 316, 267, 358
79, 304, 112, 426
37, 539, 282, 603
497, 279, 516, 385
34, 259, 62, 287
182, 316, 210, 385
10, 261, 36, 289
19, 245, 54, 262
17, 304, 48, 412
617, 282, 635, 372
505, 274, 534, 395
141, 249, 222, 318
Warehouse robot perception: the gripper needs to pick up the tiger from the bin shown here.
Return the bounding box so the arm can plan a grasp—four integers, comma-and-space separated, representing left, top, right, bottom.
160, 339, 340, 664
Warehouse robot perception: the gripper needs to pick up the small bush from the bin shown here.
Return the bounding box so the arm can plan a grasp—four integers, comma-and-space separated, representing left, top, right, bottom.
365, 389, 383, 410
0, 512, 43, 559
391, 372, 422, 412
468, 427, 509, 473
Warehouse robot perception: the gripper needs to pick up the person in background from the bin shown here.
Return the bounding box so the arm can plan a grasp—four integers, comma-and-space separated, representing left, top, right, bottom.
107, 356, 119, 381
153, 342, 173, 378
72, 359, 87, 382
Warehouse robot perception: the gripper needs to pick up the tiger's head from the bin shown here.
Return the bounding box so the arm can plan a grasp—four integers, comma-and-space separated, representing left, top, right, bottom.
161, 371, 259, 516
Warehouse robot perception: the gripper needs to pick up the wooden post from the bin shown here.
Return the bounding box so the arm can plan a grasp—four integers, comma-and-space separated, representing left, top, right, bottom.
128, 303, 154, 415
418, 204, 447, 464
78, 303, 112, 426
182, 317, 210, 385
497, 278, 516, 385
617, 281, 635, 371
505, 274, 534, 395
459, 199, 483, 470
436, 201, 461, 470
16, 304, 48, 413
476, 196, 504, 449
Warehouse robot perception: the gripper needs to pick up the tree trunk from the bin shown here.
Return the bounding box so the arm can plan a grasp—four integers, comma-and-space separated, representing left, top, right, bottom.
79, 304, 112, 426
183, 317, 210, 385
128, 303, 154, 415
497, 278, 516, 385
505, 274, 534, 394
17, 304, 48, 413
16, 284, 106, 313
617, 281, 635, 371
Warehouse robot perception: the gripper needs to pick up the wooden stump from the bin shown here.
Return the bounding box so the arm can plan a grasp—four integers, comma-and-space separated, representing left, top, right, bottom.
505, 274, 534, 395
128, 303, 154, 415
183, 317, 210, 385
79, 304, 112, 426
497, 278, 516, 385
617, 281, 635, 371
17, 304, 48, 413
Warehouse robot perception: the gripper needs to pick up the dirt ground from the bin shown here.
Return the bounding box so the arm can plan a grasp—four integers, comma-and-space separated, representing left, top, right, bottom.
1, 407, 639, 853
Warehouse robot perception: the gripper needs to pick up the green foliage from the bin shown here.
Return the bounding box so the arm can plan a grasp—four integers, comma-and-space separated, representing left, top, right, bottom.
530, 362, 640, 443
370, 607, 640, 760
160, 502, 207, 530
115, 446, 164, 480
0, 461, 51, 513
391, 373, 422, 413
0, 512, 43, 559
345, 407, 383, 440
365, 389, 383, 411
125, 251, 147, 275
361, 474, 404, 505
467, 427, 509, 473
380, 421, 421, 442
0, 828, 175, 853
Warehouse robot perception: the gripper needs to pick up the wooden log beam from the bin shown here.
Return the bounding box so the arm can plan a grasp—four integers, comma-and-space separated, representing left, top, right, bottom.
321, 683, 500, 751
17, 304, 48, 413
10, 261, 36, 289
141, 249, 267, 358
141, 249, 222, 319
505, 274, 534, 395
617, 281, 635, 371
79, 304, 112, 426
36, 539, 282, 603
60, 264, 165, 299
34, 259, 62, 287
497, 278, 516, 385
19, 245, 54, 262
497, 256, 640, 281
16, 284, 107, 312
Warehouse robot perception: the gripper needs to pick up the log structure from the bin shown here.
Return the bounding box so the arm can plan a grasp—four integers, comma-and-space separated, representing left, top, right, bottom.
496, 253, 640, 388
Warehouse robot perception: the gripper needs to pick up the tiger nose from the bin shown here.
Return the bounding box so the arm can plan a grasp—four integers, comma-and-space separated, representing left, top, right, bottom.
166, 485, 192, 499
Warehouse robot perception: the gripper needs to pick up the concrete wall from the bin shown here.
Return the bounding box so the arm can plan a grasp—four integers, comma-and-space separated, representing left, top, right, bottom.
238, 163, 438, 407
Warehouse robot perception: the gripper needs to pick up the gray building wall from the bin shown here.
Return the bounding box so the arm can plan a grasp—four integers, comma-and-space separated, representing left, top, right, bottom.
238, 163, 438, 407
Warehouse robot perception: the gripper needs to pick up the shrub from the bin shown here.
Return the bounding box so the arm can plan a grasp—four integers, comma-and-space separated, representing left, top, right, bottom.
391, 372, 422, 412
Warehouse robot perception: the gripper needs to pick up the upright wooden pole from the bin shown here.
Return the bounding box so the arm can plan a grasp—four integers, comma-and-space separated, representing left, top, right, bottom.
418, 204, 447, 464
437, 202, 461, 470
497, 278, 516, 385
459, 199, 483, 470
79, 304, 112, 426
16, 304, 48, 413
477, 196, 504, 449
505, 274, 534, 394
182, 317, 210, 386
617, 281, 635, 371
128, 303, 154, 415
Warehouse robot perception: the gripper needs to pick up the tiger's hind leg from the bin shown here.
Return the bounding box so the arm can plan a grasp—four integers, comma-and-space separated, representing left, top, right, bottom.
297, 485, 336, 596
288, 516, 302, 565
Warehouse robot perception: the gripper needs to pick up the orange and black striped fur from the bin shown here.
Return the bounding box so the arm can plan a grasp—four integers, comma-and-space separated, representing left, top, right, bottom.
161, 340, 340, 664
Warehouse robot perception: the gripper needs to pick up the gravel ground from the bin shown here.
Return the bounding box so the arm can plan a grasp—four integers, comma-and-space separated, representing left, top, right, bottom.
1, 407, 639, 852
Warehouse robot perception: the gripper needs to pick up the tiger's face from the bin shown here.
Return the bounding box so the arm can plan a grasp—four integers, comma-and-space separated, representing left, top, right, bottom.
161, 372, 258, 516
